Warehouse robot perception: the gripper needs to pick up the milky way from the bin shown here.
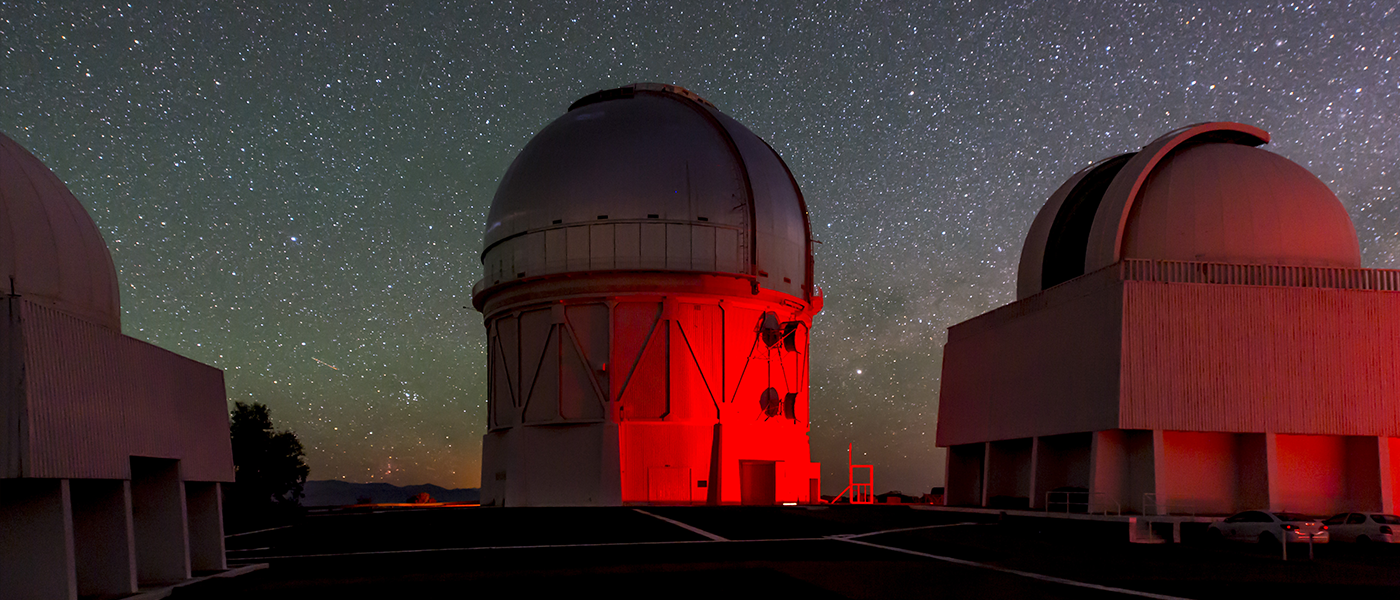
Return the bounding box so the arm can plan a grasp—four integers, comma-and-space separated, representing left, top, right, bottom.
2, 1, 1396, 494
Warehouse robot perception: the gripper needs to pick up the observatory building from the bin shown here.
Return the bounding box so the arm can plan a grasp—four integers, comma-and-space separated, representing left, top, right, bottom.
937, 122, 1399, 516
472, 83, 822, 506
0, 132, 234, 599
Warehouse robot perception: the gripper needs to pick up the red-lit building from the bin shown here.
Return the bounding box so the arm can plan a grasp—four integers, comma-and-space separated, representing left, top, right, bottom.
473, 84, 821, 506
938, 122, 1399, 516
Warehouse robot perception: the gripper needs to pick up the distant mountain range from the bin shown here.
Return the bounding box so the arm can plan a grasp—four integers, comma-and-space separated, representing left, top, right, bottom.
302, 480, 480, 506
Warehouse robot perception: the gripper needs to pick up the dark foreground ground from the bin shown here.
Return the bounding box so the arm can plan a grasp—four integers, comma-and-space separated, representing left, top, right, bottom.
179, 506, 1400, 599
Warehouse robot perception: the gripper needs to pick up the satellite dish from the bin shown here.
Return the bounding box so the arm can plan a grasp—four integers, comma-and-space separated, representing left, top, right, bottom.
783, 392, 797, 420
759, 312, 783, 347
759, 387, 782, 417
782, 321, 800, 352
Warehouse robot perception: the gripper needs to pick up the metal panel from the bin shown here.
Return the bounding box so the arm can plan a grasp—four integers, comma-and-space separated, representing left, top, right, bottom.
1120, 281, 1400, 436
716, 228, 741, 274
639, 224, 666, 270
13, 299, 233, 482
1, 298, 23, 477
566, 226, 589, 272
614, 223, 641, 270
20, 300, 127, 479
544, 228, 567, 274
937, 271, 1124, 446
665, 223, 690, 270
589, 224, 615, 271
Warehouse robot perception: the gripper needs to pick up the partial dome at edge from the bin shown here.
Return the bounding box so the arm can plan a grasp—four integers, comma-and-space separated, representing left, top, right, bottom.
0, 132, 121, 330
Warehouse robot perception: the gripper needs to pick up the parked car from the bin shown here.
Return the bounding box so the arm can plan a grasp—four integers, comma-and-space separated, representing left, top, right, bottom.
1207, 511, 1329, 544
1321, 513, 1399, 543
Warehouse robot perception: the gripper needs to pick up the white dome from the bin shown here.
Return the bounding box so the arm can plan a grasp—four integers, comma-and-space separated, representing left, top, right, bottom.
1120, 143, 1359, 268
476, 83, 812, 302
0, 132, 120, 329
1018, 122, 1360, 299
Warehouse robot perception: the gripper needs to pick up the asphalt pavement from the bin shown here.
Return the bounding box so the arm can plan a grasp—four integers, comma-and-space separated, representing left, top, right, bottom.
173, 505, 1400, 599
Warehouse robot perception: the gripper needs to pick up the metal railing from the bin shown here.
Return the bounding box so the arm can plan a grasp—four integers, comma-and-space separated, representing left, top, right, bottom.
1142, 493, 1200, 517
1044, 491, 1121, 516
1120, 259, 1400, 292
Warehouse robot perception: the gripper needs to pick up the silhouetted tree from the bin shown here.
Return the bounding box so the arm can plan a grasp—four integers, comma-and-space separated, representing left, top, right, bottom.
226, 402, 309, 529
408, 492, 435, 504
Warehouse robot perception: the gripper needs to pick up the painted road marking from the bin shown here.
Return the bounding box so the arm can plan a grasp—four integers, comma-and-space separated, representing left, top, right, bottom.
632, 508, 729, 541
836, 537, 1193, 600
225, 537, 820, 561
832, 521, 980, 539
225, 525, 294, 538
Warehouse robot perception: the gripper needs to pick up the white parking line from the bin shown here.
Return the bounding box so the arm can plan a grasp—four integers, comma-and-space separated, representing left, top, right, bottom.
835, 537, 1193, 600
832, 522, 980, 539
632, 508, 729, 541
225, 525, 293, 538
224, 536, 821, 561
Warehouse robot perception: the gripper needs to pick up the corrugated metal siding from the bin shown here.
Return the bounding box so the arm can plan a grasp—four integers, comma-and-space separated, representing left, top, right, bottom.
20, 299, 127, 478
15, 299, 234, 481
1, 298, 25, 478
1121, 281, 1400, 436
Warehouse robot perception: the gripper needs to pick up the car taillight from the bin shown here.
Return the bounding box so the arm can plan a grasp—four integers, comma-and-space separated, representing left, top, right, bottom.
1321, 525, 1328, 530
1381, 526, 1393, 535
1283, 524, 1296, 530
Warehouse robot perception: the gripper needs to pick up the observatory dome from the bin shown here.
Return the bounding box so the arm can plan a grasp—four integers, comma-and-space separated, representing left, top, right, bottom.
476, 83, 812, 302
1017, 122, 1361, 299
0, 132, 120, 330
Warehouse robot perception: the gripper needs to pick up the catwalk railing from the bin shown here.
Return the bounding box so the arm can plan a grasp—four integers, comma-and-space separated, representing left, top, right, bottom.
1119, 259, 1400, 291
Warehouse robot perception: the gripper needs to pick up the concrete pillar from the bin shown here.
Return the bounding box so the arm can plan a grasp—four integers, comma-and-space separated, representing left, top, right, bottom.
981, 442, 991, 507
1028, 437, 1041, 509
131, 458, 190, 585
0, 478, 76, 600
185, 482, 225, 572
1381, 437, 1395, 515
1089, 430, 1123, 513
944, 443, 985, 507
1151, 430, 1167, 515
1265, 432, 1281, 512
70, 479, 137, 596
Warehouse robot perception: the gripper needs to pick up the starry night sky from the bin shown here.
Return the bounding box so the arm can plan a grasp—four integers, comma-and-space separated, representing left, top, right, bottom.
2, 1, 1397, 494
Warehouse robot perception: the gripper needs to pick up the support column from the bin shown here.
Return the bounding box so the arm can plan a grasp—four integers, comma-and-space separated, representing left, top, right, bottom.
1379, 437, 1395, 515
1028, 437, 1041, 509
1265, 432, 1282, 512
131, 458, 190, 585
70, 479, 137, 596
1152, 430, 1167, 515
981, 442, 992, 507
1089, 430, 1121, 514
185, 482, 225, 572
0, 478, 76, 600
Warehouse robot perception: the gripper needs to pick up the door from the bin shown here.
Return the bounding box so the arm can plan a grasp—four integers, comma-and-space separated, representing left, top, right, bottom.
739, 461, 776, 505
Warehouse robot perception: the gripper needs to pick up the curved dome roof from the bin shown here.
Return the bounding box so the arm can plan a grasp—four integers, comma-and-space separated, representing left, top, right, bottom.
0, 132, 120, 329
476, 83, 812, 302
1017, 122, 1360, 299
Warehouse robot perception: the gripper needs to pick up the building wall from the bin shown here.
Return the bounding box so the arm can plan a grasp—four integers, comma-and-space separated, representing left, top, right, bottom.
1121, 281, 1400, 436
481, 280, 817, 506
938, 267, 1123, 446
2, 298, 233, 482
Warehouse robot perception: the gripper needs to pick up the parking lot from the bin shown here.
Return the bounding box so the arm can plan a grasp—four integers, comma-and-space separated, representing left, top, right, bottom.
176, 505, 1400, 599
